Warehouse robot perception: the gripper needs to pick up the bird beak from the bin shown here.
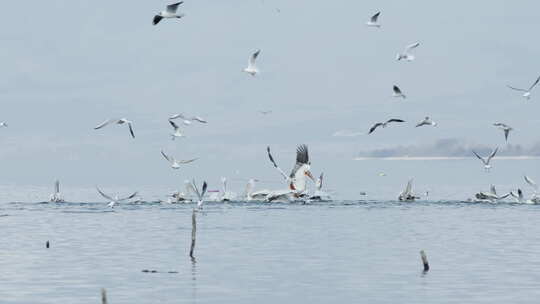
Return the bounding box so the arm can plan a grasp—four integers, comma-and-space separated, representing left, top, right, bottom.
305, 170, 315, 182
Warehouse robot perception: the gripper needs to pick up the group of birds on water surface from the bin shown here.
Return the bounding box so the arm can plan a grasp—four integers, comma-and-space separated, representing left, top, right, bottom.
2, 3, 534, 207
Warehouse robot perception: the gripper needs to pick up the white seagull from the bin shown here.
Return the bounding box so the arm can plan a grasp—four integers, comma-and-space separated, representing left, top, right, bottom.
160, 150, 197, 169
243, 49, 261, 76
472, 147, 498, 171
49, 180, 64, 203
507, 75, 540, 100
309, 173, 331, 201
187, 180, 207, 208
153, 2, 185, 25
392, 85, 406, 98
96, 187, 138, 208
493, 123, 513, 142
169, 113, 208, 125
366, 12, 381, 28
368, 119, 405, 134
267, 145, 315, 197
220, 177, 237, 202
416, 116, 437, 127
94, 118, 135, 139
245, 179, 271, 201
396, 42, 420, 61
168, 120, 184, 140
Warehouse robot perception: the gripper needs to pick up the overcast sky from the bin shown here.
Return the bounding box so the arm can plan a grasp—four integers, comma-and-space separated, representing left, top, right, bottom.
0, 0, 538, 198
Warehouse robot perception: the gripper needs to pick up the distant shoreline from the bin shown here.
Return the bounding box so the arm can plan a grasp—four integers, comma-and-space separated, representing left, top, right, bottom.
354, 156, 540, 160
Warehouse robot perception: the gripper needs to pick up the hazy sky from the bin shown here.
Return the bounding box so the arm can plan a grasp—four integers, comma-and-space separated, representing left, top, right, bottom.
0, 1, 539, 198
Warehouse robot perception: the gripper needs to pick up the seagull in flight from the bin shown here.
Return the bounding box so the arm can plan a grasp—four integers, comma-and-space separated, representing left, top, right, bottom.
396, 42, 420, 61
366, 12, 381, 28
169, 113, 207, 125
368, 119, 405, 134
472, 147, 498, 172
507, 75, 540, 100
94, 118, 135, 138
243, 49, 261, 76
161, 150, 197, 169
416, 117, 437, 127
493, 123, 513, 142
392, 85, 406, 98
168, 120, 184, 140
153, 2, 185, 25
187, 180, 207, 208
96, 187, 138, 208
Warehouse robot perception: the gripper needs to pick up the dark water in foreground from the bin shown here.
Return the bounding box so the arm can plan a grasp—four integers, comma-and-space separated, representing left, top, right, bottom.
2, 200, 540, 304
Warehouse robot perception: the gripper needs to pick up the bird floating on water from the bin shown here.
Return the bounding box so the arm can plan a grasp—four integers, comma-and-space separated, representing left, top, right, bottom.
243, 49, 261, 76
472, 147, 498, 172
366, 12, 381, 28
94, 118, 135, 139
96, 187, 138, 208
392, 85, 406, 98
368, 119, 405, 134
416, 117, 437, 127
153, 2, 185, 25
507, 75, 540, 100
160, 150, 197, 169
493, 123, 513, 142
396, 42, 420, 61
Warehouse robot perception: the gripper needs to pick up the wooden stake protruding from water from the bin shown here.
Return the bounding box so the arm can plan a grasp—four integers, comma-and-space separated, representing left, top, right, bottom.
46, 241, 50, 248
189, 209, 197, 260
101, 288, 108, 304
420, 250, 429, 272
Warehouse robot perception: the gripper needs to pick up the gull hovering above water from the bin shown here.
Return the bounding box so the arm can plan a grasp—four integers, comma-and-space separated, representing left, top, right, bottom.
160, 150, 197, 169
153, 2, 185, 25
507, 75, 540, 100
396, 42, 420, 61
187, 180, 207, 208
472, 147, 498, 171
169, 113, 207, 125
94, 118, 135, 138
168, 120, 184, 140
243, 49, 261, 76
96, 187, 138, 208
366, 12, 381, 28
416, 117, 437, 127
493, 123, 512, 142
267, 145, 315, 197
392, 85, 406, 98
368, 119, 405, 134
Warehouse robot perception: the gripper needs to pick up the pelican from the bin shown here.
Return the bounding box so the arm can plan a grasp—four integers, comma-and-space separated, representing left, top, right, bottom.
160, 150, 197, 169
243, 49, 261, 76
186, 180, 207, 208
220, 177, 237, 202
507, 75, 540, 100
396, 42, 420, 61
392, 85, 406, 98
493, 123, 513, 142
96, 187, 138, 208
474, 185, 511, 202
169, 113, 207, 125
309, 173, 331, 201
168, 120, 184, 140
416, 117, 437, 127
153, 2, 185, 25
94, 118, 135, 139
368, 119, 405, 134
510, 189, 525, 203
49, 180, 65, 203
245, 179, 271, 201
366, 12, 381, 28
267, 145, 316, 198
472, 147, 498, 171
398, 179, 419, 201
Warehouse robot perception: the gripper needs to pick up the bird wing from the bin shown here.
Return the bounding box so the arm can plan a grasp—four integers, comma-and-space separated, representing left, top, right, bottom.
393, 85, 402, 94
490, 184, 497, 195
506, 85, 527, 92
179, 158, 198, 164
267, 146, 289, 180
295, 144, 309, 165
387, 119, 405, 124
368, 123, 383, 134
487, 147, 498, 162
94, 119, 116, 130
201, 182, 207, 198
96, 187, 114, 201
525, 175, 538, 190
529, 75, 540, 91
192, 116, 207, 123
169, 119, 179, 129
187, 181, 200, 200
120, 192, 138, 201
405, 42, 420, 51
370, 12, 380, 22
249, 49, 261, 66
472, 150, 487, 164
170, 113, 186, 120
161, 150, 173, 163
504, 129, 510, 141
55, 180, 60, 194
415, 121, 425, 127
127, 123, 135, 138
166, 1, 184, 13
153, 15, 163, 25
316, 173, 324, 190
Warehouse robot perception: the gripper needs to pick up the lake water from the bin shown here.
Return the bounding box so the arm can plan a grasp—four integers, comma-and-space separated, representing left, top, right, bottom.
3, 197, 540, 304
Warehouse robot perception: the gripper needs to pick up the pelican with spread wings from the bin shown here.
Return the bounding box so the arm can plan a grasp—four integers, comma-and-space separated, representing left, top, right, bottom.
267, 145, 315, 197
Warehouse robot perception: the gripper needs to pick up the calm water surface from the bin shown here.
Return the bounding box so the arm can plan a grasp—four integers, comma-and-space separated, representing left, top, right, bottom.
2, 199, 540, 304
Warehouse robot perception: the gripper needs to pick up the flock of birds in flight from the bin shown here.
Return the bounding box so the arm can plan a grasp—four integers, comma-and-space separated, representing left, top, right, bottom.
22, 3, 540, 206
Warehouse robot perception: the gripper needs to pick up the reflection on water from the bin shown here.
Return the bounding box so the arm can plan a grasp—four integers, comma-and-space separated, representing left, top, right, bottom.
2, 200, 540, 303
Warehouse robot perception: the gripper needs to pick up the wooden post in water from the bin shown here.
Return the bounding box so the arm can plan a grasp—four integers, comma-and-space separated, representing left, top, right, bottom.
101, 288, 107, 304
46, 241, 49, 248
189, 209, 197, 260
420, 250, 429, 272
